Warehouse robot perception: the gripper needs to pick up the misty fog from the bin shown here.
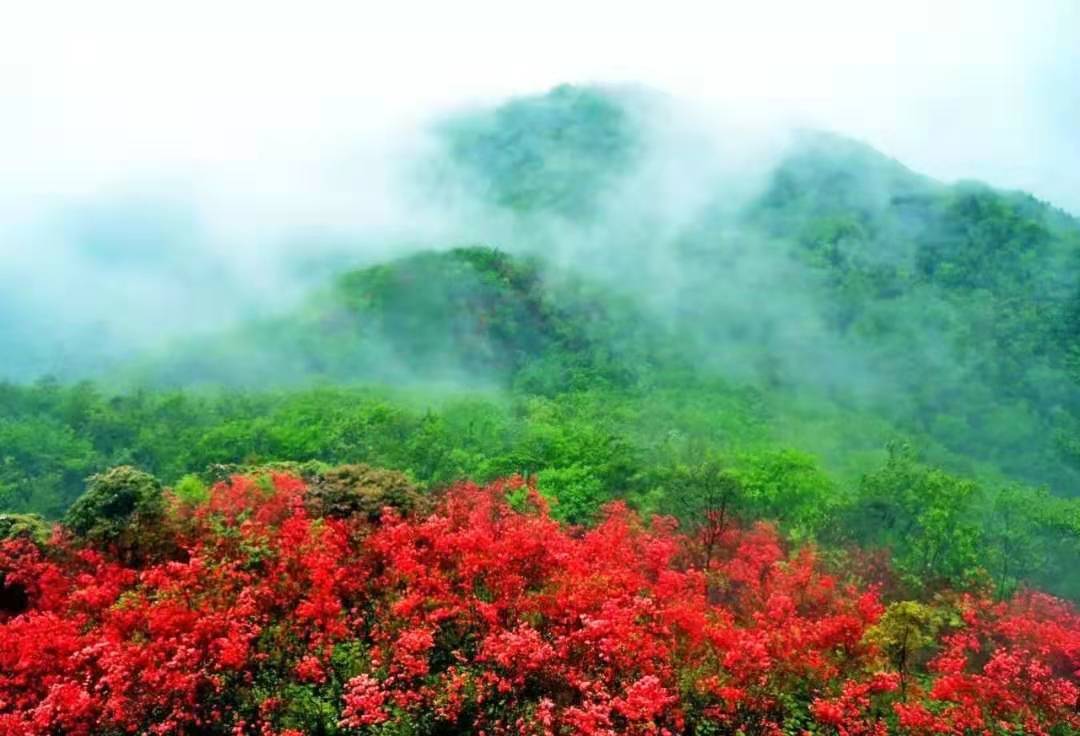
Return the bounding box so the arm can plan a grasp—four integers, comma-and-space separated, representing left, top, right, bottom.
3, 0, 1079, 383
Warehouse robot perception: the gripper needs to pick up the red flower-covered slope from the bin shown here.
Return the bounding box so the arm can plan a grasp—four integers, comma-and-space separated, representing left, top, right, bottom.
0, 474, 1077, 735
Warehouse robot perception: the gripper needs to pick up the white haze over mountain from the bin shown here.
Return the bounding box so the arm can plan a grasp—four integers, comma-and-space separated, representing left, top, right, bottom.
0, 0, 1078, 379
4, 0, 1077, 207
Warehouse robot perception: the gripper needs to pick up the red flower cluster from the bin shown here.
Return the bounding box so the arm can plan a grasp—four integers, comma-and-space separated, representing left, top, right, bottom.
0, 474, 1076, 734
892, 593, 1080, 734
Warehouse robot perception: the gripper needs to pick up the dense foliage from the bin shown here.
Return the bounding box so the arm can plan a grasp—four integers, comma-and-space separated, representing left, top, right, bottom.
3, 378, 1079, 599
2, 471, 1077, 735
746, 139, 1080, 492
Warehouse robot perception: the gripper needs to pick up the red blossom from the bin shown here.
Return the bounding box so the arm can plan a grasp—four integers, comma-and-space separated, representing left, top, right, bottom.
0, 473, 1075, 734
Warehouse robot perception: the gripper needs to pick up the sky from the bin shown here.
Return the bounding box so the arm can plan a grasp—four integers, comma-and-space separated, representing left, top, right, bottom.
1, 0, 1079, 214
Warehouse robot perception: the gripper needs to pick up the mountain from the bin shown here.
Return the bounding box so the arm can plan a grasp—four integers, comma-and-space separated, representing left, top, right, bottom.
137, 246, 675, 394
434, 83, 642, 219
2, 83, 1079, 499
119, 84, 1080, 494
6, 81, 1080, 735
431, 85, 1080, 491
6, 85, 1080, 611
745, 132, 1080, 490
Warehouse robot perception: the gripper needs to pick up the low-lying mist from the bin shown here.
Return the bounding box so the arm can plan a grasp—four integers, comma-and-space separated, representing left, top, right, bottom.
0, 86, 795, 382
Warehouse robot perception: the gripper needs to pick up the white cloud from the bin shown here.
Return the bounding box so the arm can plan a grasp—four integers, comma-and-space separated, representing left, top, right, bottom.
2, 0, 1077, 209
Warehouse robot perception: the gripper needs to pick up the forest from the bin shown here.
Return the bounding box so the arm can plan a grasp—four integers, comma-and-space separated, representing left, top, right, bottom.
2, 85, 1080, 734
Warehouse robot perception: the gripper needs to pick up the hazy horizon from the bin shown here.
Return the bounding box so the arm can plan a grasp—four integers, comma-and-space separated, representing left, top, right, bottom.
3, 0, 1078, 213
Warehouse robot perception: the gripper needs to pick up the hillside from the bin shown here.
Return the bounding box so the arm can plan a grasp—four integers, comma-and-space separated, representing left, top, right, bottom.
121, 85, 1080, 494
439, 86, 1080, 491
137, 246, 672, 393
746, 137, 1080, 490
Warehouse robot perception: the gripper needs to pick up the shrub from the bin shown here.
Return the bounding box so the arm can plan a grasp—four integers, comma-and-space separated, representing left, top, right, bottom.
306, 463, 424, 521
63, 466, 164, 552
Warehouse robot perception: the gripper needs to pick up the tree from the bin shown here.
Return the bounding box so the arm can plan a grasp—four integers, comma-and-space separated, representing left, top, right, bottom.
729, 448, 836, 539
306, 464, 424, 521
865, 600, 950, 696
0, 514, 49, 545
844, 444, 983, 593
63, 466, 164, 556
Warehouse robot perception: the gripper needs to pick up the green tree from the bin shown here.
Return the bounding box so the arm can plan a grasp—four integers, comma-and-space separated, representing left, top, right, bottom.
307, 464, 423, 521
865, 600, 953, 696
0, 513, 50, 545
844, 444, 984, 593
64, 466, 165, 557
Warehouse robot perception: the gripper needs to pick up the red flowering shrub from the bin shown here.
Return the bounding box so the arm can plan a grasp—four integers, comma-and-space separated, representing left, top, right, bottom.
0, 472, 1076, 734
891, 592, 1080, 735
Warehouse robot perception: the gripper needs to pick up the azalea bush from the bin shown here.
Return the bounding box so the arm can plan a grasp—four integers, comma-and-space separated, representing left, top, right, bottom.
0, 472, 1077, 735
